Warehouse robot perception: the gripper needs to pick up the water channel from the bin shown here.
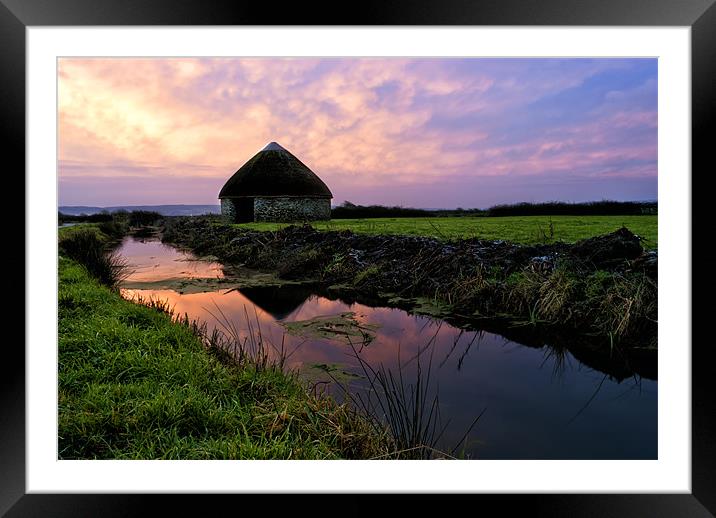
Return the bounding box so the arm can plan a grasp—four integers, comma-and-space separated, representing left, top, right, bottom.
118, 235, 657, 459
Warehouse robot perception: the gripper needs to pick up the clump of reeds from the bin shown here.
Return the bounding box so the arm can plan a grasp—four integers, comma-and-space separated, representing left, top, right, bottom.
446, 266, 494, 306
535, 266, 579, 321
125, 293, 288, 374
333, 341, 484, 459
59, 229, 129, 289
501, 270, 543, 317
535, 217, 556, 243
124, 292, 177, 316
593, 272, 657, 341
203, 303, 283, 373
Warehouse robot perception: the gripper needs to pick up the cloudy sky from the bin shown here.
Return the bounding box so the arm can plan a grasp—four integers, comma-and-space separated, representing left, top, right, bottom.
58, 57, 657, 208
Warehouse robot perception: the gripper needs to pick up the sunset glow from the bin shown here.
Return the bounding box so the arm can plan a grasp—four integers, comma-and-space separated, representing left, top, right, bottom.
58, 58, 657, 208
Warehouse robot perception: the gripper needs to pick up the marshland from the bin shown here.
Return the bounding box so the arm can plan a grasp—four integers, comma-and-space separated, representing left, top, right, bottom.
58, 207, 657, 459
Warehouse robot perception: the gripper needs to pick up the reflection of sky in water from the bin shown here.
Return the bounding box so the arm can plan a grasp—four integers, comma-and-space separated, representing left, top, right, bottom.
119, 237, 657, 460
121, 237, 224, 281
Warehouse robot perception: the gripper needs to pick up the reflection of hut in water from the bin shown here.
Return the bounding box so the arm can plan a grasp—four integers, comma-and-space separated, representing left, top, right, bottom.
219, 141, 333, 223
238, 285, 314, 320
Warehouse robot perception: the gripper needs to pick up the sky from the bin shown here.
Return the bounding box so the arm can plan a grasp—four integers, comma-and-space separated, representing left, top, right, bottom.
58, 58, 657, 208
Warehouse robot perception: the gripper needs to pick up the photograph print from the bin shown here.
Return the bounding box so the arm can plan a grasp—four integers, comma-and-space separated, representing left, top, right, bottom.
58, 57, 658, 460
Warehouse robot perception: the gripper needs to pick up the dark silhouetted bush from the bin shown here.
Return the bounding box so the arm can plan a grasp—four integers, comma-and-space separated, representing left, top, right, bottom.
128, 210, 163, 227
486, 200, 657, 217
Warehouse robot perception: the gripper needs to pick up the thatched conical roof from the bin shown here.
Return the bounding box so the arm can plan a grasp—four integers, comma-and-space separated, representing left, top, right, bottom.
219, 142, 332, 198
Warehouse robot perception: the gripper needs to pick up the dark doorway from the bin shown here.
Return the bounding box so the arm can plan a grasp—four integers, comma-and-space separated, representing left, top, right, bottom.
236, 198, 255, 222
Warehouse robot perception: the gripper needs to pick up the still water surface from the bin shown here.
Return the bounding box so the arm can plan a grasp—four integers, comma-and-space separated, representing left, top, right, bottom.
119, 236, 657, 459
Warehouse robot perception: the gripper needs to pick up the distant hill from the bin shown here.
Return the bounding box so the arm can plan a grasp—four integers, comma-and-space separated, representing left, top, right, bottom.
59, 205, 221, 216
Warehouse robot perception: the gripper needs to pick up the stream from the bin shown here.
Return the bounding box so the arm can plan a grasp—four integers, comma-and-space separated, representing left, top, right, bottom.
118, 235, 657, 459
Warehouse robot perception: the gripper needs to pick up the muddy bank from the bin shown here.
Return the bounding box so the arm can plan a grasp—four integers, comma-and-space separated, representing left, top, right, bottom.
162, 217, 657, 355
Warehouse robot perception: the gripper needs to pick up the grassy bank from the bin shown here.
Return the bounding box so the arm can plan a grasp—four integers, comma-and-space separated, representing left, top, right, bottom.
236, 215, 657, 247
58, 227, 388, 459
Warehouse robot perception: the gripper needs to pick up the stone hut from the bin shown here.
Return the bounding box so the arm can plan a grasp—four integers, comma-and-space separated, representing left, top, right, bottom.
219, 142, 332, 222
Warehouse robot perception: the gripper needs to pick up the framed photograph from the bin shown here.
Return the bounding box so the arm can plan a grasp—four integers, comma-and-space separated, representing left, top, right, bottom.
7, 0, 714, 514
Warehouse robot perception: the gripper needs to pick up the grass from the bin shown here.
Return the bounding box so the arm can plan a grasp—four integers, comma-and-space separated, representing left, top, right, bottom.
234, 215, 657, 247
58, 228, 129, 288
58, 253, 389, 459
58, 223, 108, 240
492, 264, 657, 344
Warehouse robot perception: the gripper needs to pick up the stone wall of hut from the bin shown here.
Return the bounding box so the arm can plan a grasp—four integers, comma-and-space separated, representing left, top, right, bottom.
221, 196, 331, 222
254, 197, 330, 222
220, 198, 238, 220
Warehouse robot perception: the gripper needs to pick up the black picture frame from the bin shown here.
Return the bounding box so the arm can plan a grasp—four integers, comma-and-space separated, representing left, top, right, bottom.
5, 0, 714, 514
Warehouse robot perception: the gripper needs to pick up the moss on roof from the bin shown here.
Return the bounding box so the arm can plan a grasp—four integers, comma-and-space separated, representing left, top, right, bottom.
219, 142, 332, 198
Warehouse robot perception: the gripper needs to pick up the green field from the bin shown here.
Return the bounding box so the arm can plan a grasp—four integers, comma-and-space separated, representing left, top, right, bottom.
237, 215, 658, 247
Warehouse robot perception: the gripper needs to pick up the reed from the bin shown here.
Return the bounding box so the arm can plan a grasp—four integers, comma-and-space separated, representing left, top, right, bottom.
329, 339, 484, 459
